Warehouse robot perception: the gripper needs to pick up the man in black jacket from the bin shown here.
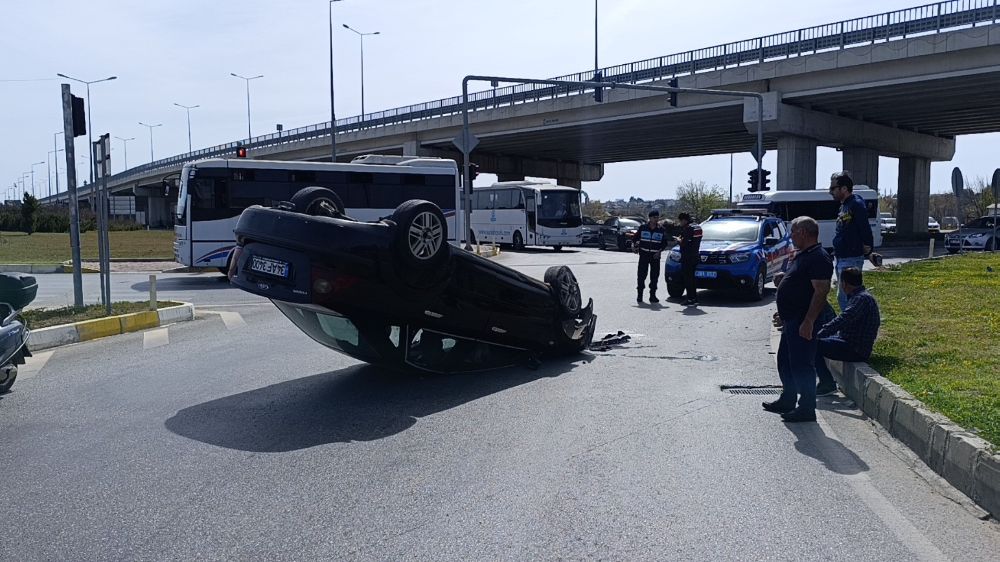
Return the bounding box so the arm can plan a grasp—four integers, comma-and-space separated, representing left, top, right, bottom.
675, 212, 703, 306
635, 209, 669, 303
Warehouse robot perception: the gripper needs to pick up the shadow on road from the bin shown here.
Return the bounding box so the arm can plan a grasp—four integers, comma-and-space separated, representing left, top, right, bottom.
786, 421, 870, 476
130, 275, 232, 292
164, 357, 588, 453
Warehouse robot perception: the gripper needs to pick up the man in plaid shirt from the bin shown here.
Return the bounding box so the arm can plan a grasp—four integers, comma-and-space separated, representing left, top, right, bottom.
814, 267, 881, 395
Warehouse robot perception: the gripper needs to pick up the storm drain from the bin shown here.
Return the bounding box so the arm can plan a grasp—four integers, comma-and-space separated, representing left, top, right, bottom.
720, 384, 782, 395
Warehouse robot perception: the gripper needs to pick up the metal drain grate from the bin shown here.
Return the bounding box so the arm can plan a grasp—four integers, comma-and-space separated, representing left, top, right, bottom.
725, 388, 781, 395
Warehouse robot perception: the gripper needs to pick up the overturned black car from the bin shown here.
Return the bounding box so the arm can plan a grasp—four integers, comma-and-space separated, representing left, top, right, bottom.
229, 187, 597, 373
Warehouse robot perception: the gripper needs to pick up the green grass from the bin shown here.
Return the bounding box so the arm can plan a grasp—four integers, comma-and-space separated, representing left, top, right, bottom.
858, 254, 1000, 446
23, 301, 183, 329
0, 230, 175, 263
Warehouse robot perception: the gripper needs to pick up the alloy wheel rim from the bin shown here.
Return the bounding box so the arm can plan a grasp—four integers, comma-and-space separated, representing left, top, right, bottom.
408, 211, 443, 259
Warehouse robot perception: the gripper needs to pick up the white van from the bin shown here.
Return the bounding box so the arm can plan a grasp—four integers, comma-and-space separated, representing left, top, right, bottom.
738, 187, 882, 250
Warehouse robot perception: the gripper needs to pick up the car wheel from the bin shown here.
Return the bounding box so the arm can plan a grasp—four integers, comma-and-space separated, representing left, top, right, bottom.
598, 237, 606, 250
545, 265, 583, 319
390, 200, 449, 272
0, 365, 16, 394
748, 266, 766, 301
512, 231, 525, 251
617, 235, 626, 252
290, 186, 345, 217
552, 245, 563, 252
988, 238, 997, 251
469, 230, 477, 245
667, 283, 684, 299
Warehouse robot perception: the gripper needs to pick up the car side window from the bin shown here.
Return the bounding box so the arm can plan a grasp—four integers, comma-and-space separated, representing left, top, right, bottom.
603, 218, 616, 226
776, 221, 787, 238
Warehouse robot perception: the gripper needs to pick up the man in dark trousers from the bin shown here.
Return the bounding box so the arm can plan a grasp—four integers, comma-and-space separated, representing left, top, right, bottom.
764, 216, 833, 423
829, 171, 876, 312
813, 267, 881, 394
635, 209, 668, 303
675, 212, 703, 306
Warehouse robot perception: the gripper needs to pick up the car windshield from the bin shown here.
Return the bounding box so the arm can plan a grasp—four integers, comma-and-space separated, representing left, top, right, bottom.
619, 219, 641, 229
538, 191, 581, 221
700, 220, 760, 241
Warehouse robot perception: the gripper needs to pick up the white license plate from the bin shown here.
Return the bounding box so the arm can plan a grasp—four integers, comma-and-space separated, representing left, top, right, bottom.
250, 255, 290, 278
695, 270, 717, 279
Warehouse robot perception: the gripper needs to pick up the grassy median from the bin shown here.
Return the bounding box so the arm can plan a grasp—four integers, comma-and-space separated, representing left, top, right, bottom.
862, 253, 1000, 446
0, 230, 175, 263
23, 301, 184, 329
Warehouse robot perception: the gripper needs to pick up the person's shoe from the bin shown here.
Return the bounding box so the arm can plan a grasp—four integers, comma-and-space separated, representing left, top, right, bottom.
636, 290, 643, 303
781, 409, 817, 423
762, 400, 795, 414
648, 292, 660, 303
816, 382, 838, 397
684, 299, 699, 306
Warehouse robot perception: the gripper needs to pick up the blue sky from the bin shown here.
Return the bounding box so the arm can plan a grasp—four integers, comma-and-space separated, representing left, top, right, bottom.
2, 0, 997, 204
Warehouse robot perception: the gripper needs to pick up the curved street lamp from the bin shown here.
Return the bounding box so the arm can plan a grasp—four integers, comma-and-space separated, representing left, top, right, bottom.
342, 24, 380, 120
55, 73, 117, 183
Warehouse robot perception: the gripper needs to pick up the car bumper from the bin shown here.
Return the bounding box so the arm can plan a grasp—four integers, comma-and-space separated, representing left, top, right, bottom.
664, 263, 758, 291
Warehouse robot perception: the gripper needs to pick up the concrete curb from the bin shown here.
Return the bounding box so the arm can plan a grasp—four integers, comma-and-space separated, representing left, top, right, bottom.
827, 358, 1000, 519
0, 264, 64, 274
27, 303, 196, 351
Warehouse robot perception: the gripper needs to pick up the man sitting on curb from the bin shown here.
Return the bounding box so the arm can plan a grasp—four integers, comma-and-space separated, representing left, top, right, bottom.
814, 267, 881, 394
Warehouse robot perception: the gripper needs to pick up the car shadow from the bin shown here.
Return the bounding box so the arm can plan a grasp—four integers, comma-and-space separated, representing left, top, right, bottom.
164, 356, 589, 453
130, 275, 233, 292
503, 247, 583, 254
785, 420, 870, 476
664, 288, 777, 309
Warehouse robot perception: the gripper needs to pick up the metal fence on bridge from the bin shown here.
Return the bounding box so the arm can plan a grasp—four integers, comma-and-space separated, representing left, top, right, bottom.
77, 0, 1000, 193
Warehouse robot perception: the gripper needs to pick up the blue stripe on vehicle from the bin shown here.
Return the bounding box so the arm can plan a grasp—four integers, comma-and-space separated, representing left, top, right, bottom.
196, 246, 235, 264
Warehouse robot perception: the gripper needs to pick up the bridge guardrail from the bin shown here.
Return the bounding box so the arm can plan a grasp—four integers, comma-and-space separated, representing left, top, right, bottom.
65, 0, 999, 196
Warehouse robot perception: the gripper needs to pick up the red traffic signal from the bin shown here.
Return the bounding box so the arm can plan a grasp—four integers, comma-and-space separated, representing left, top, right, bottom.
236, 146, 247, 158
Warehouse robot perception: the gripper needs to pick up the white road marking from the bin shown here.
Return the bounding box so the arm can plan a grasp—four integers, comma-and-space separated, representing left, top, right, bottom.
143, 328, 170, 350
200, 310, 247, 330
15, 350, 55, 381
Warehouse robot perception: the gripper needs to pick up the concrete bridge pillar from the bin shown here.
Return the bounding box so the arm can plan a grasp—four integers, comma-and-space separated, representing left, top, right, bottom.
777, 135, 817, 190
401, 140, 431, 157
145, 196, 172, 228
557, 178, 582, 188
842, 148, 880, 190
896, 156, 931, 238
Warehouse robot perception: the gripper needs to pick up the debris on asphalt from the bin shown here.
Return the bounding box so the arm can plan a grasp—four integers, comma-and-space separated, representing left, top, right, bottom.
589, 331, 631, 352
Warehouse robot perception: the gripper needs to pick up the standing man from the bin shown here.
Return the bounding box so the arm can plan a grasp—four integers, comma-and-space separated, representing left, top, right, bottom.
675, 212, 703, 306
829, 171, 874, 312
763, 217, 833, 423
635, 209, 668, 303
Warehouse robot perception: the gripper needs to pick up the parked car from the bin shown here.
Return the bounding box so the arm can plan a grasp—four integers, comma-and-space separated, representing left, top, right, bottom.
581, 216, 601, 245
879, 216, 897, 235
941, 216, 960, 231
664, 209, 794, 301
944, 216, 999, 253
229, 188, 597, 374
928, 216, 941, 234
598, 216, 643, 251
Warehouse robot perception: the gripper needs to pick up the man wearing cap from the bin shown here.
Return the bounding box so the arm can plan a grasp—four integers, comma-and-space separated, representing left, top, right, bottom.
675, 213, 703, 306
635, 209, 669, 303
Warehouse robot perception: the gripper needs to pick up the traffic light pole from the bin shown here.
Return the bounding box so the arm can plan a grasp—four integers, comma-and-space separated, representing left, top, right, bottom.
460, 75, 765, 247
60, 84, 84, 308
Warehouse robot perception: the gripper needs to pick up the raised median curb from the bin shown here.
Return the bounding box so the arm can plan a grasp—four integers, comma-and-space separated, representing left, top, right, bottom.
826, 359, 1000, 520
27, 303, 196, 351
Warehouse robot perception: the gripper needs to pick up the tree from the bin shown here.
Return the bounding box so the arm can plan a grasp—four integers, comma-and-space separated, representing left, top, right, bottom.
676, 180, 727, 222
582, 199, 607, 221
20, 192, 39, 235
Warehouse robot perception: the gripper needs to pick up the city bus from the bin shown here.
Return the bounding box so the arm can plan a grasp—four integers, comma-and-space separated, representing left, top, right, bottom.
174, 155, 464, 270
737, 187, 882, 249
470, 181, 584, 250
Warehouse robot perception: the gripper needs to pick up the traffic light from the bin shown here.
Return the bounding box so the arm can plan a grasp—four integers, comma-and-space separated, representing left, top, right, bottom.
71, 95, 86, 137
465, 163, 479, 193
747, 169, 760, 192
668, 78, 678, 108
593, 70, 604, 103
760, 169, 772, 191
236, 145, 247, 158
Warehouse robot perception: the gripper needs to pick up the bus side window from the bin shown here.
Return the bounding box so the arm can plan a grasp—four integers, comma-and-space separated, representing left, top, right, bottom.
191, 178, 231, 221
514, 190, 525, 209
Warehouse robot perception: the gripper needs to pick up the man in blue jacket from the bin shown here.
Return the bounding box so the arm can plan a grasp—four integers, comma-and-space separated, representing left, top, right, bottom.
829, 171, 874, 312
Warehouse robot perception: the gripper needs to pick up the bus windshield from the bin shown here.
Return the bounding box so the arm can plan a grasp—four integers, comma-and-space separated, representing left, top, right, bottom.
537, 190, 582, 227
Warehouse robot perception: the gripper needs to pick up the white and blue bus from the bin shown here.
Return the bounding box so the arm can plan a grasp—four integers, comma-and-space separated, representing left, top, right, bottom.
470, 181, 584, 251
174, 155, 464, 270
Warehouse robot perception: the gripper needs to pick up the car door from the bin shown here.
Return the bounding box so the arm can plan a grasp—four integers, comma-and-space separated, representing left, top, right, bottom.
601, 217, 618, 244
764, 220, 791, 278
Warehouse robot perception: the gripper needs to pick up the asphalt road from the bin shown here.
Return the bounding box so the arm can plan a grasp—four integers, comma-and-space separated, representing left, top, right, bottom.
2, 246, 997, 560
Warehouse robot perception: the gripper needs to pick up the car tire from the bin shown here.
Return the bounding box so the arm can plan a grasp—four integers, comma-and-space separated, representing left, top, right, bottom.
545, 265, 583, 319
390, 200, 450, 273
553, 245, 563, 252
289, 187, 345, 217
988, 238, 997, 251
617, 235, 626, 252
0, 365, 16, 394
748, 266, 766, 301
512, 231, 525, 251
667, 283, 684, 299
598, 237, 606, 250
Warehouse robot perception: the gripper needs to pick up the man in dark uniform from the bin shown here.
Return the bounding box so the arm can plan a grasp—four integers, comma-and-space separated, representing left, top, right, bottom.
635, 209, 668, 303
675, 213, 703, 306
764, 216, 834, 423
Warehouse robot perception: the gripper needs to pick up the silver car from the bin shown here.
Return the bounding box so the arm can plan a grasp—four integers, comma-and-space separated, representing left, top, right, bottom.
945, 216, 998, 253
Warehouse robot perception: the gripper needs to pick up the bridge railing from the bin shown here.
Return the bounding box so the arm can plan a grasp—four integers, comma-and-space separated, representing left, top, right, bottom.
90, 0, 999, 191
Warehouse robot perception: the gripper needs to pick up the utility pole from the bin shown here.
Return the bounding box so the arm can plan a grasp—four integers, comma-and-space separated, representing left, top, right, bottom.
329, 0, 344, 162
173, 103, 199, 152
60, 83, 84, 308
139, 122, 162, 162
230, 73, 263, 140
114, 136, 134, 170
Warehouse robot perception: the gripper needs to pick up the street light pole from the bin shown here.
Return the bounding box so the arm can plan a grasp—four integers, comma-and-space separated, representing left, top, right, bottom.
53, 131, 64, 194
138, 122, 162, 162
173, 103, 199, 152
114, 136, 134, 171
56, 73, 117, 184
230, 73, 263, 140
329, 0, 344, 162
30, 161, 45, 198
47, 149, 64, 198
343, 24, 380, 121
